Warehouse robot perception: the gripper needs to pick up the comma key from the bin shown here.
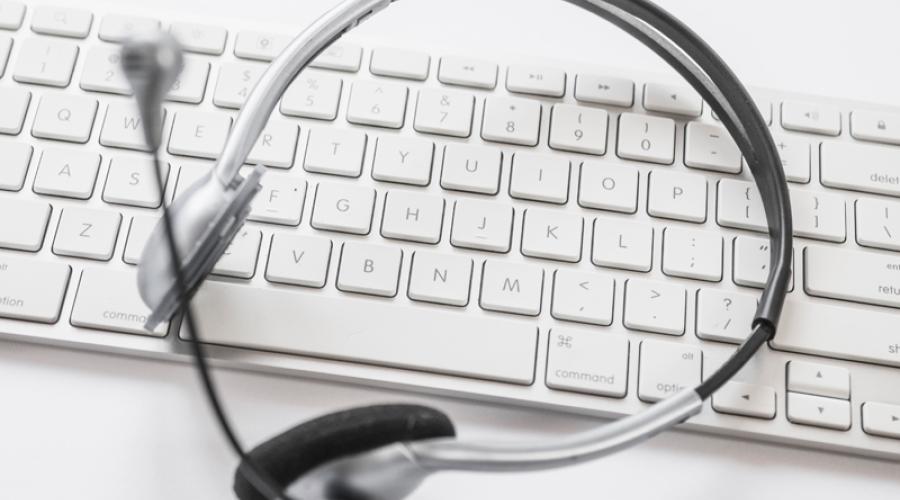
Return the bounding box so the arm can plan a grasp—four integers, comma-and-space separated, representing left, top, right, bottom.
70, 268, 167, 336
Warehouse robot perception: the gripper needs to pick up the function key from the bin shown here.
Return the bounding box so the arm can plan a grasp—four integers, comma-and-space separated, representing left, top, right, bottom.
234, 31, 290, 61
370, 47, 430, 81
850, 109, 900, 146
310, 42, 362, 72
31, 6, 93, 38
643, 82, 702, 117
0, 1, 25, 30
98, 14, 159, 43
438, 56, 497, 89
575, 73, 634, 107
506, 64, 565, 97
170, 22, 228, 55
781, 100, 841, 136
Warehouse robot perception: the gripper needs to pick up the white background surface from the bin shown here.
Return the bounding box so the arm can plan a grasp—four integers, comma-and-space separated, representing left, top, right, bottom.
3, 0, 900, 498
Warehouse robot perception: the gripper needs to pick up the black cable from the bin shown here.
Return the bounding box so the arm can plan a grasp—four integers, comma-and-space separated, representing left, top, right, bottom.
148, 152, 287, 500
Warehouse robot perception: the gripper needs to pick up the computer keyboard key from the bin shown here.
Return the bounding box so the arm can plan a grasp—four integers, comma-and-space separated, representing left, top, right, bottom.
100, 102, 163, 152
265, 233, 332, 288
13, 38, 78, 86
855, 198, 900, 251
440, 143, 502, 194
213, 62, 264, 109
280, 70, 343, 121
684, 122, 741, 173
0, 198, 51, 251
233, 30, 290, 61
546, 328, 628, 397
862, 402, 900, 439
642, 83, 702, 117
80, 45, 131, 94
310, 182, 375, 235
102, 155, 168, 208
52, 208, 121, 261
450, 199, 513, 253
371, 136, 434, 186
122, 215, 156, 265
0, 86, 30, 135
32, 148, 100, 199
578, 161, 638, 213
177, 165, 217, 199
551, 269, 615, 326
0, 255, 69, 323
310, 42, 362, 73
765, 135, 810, 183
820, 141, 900, 197
804, 246, 900, 309
0, 34, 10, 75
380, 190, 444, 244
166, 56, 210, 104
791, 189, 845, 242
98, 15, 160, 43
0, 141, 32, 191
716, 179, 767, 232
662, 227, 722, 282
336, 242, 402, 297
592, 217, 652, 272
732, 235, 793, 290
638, 340, 701, 402
481, 96, 541, 146
772, 298, 900, 367
190, 282, 537, 384
370, 47, 430, 81
413, 88, 475, 138
247, 172, 306, 226
347, 80, 408, 129
167, 110, 232, 159
407, 251, 473, 306
31, 6, 92, 38
479, 260, 543, 316
31, 93, 98, 143
574, 74, 634, 107
521, 209, 582, 262
303, 127, 367, 177
247, 119, 298, 168
781, 100, 841, 136
787, 360, 850, 400
695, 289, 756, 344
787, 392, 851, 431
437, 56, 497, 89
711, 381, 776, 419
616, 112, 675, 164
549, 104, 608, 156
509, 152, 570, 204
170, 22, 228, 55
212, 228, 261, 279
624, 279, 686, 335
0, 1, 25, 30
647, 170, 707, 223
506, 64, 566, 97
70, 267, 167, 336
850, 110, 900, 146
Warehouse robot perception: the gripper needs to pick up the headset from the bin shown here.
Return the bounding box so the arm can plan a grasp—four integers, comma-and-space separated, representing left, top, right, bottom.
121, 1, 793, 499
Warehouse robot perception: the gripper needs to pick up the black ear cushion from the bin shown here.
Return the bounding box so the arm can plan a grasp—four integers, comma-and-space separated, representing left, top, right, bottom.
233, 404, 456, 500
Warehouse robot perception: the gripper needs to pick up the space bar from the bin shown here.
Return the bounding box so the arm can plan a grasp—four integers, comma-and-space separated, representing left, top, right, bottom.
185, 281, 538, 385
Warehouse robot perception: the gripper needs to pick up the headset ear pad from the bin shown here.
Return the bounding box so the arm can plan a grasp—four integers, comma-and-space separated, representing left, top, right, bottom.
233, 404, 456, 500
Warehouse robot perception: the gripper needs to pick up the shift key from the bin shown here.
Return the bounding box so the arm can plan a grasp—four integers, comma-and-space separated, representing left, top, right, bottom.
0, 255, 70, 323
804, 246, 900, 308
70, 268, 168, 336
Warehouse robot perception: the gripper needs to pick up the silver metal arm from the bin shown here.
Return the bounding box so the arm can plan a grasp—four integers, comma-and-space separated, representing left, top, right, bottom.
213, 0, 392, 187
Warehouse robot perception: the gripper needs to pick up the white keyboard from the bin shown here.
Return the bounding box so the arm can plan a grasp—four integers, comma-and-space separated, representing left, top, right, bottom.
1, 1, 899, 461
